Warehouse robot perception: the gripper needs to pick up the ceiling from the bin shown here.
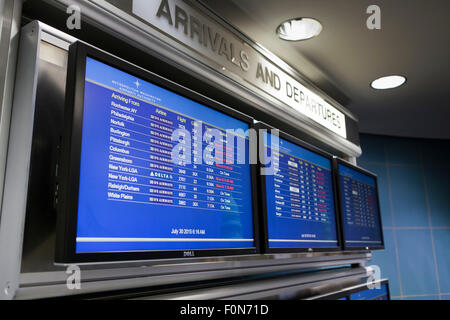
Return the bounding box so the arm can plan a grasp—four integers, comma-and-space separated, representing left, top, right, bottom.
201, 0, 450, 139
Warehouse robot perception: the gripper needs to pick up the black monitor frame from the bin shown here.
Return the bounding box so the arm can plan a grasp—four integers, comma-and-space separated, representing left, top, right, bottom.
313, 279, 391, 300
333, 157, 385, 251
55, 41, 260, 263
254, 122, 342, 254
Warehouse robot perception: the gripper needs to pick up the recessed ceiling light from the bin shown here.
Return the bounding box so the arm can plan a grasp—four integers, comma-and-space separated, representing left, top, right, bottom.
371, 75, 407, 90
276, 18, 323, 41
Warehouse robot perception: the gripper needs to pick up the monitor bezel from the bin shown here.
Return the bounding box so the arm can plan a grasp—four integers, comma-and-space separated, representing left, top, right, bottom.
55, 41, 260, 263
254, 122, 342, 254
333, 157, 385, 251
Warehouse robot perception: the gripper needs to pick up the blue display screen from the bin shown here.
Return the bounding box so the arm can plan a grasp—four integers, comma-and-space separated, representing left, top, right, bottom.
263, 133, 339, 248
349, 284, 389, 300
338, 164, 383, 248
75, 57, 255, 253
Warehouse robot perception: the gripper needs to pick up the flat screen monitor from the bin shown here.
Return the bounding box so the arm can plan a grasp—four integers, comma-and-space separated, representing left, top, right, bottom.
256, 123, 341, 253
310, 279, 390, 300
56, 42, 259, 262
335, 158, 384, 250
349, 282, 390, 300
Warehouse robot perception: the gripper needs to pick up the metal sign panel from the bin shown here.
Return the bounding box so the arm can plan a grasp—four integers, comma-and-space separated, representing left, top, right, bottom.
112, 0, 348, 138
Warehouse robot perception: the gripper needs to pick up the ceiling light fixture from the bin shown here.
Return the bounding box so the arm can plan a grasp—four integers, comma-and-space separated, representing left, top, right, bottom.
371, 75, 407, 90
276, 18, 323, 41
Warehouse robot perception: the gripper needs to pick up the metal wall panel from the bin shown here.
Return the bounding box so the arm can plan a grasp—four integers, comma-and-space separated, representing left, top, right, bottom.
0, 18, 37, 300
0, 0, 22, 219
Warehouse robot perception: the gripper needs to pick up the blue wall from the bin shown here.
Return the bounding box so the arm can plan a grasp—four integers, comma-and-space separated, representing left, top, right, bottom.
358, 134, 450, 300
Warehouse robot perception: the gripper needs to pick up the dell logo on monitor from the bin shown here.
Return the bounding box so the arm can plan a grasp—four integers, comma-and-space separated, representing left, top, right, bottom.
183, 251, 195, 257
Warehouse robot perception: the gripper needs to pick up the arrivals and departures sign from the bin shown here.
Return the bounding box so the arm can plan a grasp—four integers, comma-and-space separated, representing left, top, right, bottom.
125, 0, 347, 138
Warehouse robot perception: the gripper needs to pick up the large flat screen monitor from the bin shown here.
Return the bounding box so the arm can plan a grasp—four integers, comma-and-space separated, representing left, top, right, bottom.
349, 282, 390, 300
55, 42, 259, 263
311, 279, 390, 300
334, 158, 384, 250
256, 122, 341, 253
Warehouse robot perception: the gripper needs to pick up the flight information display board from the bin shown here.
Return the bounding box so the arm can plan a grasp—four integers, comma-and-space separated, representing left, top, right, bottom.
336, 159, 384, 250
56, 43, 257, 262
349, 283, 389, 300
313, 280, 390, 300
258, 124, 340, 252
